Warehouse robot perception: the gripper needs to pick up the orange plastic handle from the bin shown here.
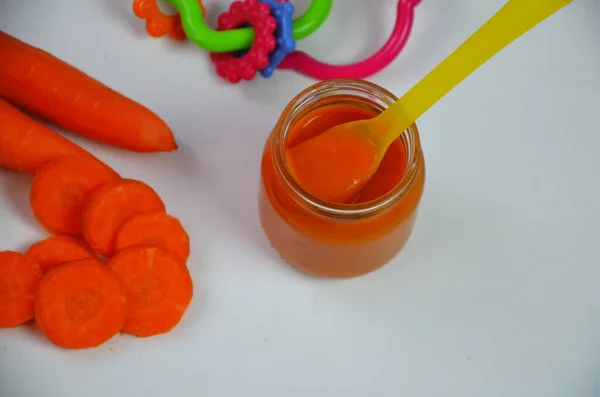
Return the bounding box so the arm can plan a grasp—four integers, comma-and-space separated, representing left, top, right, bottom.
132, 0, 205, 41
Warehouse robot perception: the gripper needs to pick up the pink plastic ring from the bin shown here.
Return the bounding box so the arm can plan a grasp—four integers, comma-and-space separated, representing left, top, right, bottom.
210, 0, 277, 83
278, 0, 420, 80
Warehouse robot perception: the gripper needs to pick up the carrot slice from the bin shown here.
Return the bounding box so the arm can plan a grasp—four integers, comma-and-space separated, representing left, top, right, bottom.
108, 246, 193, 337
0, 31, 177, 153
25, 236, 96, 274
0, 251, 42, 328
0, 99, 105, 175
35, 259, 126, 349
115, 213, 190, 263
82, 179, 166, 257
30, 157, 120, 236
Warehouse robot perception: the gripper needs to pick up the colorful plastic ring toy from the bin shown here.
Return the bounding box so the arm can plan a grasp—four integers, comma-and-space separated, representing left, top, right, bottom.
209, 0, 277, 83
132, 0, 205, 41
163, 0, 332, 52
258, 0, 296, 78
278, 0, 420, 80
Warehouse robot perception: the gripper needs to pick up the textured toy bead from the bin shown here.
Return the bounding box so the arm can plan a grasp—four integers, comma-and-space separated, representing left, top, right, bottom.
258, 0, 296, 78
210, 0, 277, 83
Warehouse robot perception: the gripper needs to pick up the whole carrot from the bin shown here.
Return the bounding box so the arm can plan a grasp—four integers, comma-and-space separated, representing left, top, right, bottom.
0, 31, 177, 153
0, 99, 107, 174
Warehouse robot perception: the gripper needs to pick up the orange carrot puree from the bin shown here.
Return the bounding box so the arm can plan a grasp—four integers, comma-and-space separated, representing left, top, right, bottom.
285, 103, 407, 203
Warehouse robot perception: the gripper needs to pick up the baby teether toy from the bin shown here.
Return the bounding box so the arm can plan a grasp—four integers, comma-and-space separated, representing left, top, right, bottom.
132, 0, 421, 83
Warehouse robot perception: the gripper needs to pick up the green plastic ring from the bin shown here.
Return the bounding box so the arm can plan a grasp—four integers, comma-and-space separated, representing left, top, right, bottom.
163, 0, 333, 53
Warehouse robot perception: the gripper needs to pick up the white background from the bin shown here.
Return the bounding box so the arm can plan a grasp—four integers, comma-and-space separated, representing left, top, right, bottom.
1, 0, 599, 396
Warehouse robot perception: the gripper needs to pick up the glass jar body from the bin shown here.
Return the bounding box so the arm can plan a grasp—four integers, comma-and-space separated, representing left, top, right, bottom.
258, 80, 426, 278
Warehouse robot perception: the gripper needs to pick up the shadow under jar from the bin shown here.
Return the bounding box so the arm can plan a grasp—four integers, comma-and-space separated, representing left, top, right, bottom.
259, 79, 425, 278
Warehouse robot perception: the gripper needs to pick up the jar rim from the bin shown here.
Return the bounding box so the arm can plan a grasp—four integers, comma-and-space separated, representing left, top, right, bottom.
271, 79, 423, 219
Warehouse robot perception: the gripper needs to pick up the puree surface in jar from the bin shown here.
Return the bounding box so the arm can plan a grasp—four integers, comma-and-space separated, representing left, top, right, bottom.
285, 103, 407, 203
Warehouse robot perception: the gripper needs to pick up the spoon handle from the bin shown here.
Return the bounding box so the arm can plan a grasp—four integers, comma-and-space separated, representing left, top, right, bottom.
384, 0, 574, 130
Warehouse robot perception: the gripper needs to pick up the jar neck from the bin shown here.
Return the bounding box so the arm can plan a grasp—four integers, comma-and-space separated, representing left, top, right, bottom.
272, 79, 423, 219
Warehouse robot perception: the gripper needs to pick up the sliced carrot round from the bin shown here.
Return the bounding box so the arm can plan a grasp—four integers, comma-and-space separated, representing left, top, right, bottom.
35, 259, 126, 349
30, 156, 120, 236
115, 212, 190, 263
0, 251, 42, 328
82, 179, 166, 258
25, 236, 96, 274
108, 246, 193, 337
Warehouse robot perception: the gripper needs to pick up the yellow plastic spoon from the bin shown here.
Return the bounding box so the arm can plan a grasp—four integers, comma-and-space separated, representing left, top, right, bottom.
286, 0, 574, 204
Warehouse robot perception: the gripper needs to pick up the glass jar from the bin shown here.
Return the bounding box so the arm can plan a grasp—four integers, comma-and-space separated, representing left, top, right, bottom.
259, 79, 426, 278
